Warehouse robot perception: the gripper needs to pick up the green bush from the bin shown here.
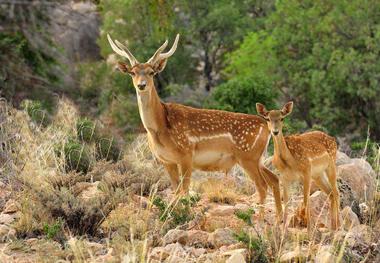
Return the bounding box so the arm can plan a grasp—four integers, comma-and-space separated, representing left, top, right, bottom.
206, 76, 277, 114
63, 140, 92, 174
153, 195, 200, 228
234, 208, 269, 263
43, 219, 63, 239
22, 100, 51, 127
76, 118, 98, 142
96, 137, 121, 162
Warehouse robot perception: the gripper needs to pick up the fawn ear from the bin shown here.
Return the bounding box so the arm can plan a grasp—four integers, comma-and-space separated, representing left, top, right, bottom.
256, 103, 269, 119
117, 61, 133, 74
281, 101, 293, 117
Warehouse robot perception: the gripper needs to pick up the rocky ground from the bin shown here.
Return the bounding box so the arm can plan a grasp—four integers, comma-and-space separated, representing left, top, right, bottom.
0, 100, 379, 262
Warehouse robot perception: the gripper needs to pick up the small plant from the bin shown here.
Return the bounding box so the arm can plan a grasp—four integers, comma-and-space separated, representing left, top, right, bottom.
76, 118, 98, 142
153, 194, 200, 227
43, 218, 63, 239
63, 139, 92, 173
234, 208, 269, 263
96, 137, 121, 162
22, 100, 51, 127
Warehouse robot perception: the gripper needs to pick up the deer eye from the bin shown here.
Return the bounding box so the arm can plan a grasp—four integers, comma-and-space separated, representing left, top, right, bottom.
280, 117, 284, 121
129, 72, 135, 76
149, 71, 155, 76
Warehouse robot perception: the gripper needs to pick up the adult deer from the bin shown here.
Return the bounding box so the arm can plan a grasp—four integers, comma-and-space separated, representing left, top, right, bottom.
256, 102, 340, 230
107, 33, 282, 219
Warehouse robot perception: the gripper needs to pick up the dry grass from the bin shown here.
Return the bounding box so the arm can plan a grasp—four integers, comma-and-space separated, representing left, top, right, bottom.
199, 177, 240, 205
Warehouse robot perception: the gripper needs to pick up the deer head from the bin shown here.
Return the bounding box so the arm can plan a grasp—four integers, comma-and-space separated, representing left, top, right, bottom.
256, 101, 293, 136
107, 34, 179, 93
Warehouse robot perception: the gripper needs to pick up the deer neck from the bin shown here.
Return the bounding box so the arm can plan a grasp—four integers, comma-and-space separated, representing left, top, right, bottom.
136, 86, 166, 133
273, 131, 293, 162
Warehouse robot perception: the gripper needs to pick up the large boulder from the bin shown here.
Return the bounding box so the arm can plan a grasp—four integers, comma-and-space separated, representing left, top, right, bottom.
338, 160, 376, 202
208, 228, 237, 248
336, 151, 352, 166
162, 229, 188, 245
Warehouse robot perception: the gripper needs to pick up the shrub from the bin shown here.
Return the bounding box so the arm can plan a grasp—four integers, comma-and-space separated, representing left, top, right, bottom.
76, 118, 98, 142
22, 100, 51, 127
153, 195, 200, 228
63, 140, 92, 174
43, 218, 63, 239
234, 208, 269, 263
96, 137, 121, 162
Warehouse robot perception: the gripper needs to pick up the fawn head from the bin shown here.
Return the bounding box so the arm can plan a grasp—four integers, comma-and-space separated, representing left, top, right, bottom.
256, 101, 293, 136
107, 34, 179, 93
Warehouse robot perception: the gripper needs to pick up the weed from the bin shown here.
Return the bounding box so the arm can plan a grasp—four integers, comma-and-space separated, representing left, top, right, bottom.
76, 118, 98, 142
153, 195, 200, 228
234, 208, 269, 263
43, 218, 63, 239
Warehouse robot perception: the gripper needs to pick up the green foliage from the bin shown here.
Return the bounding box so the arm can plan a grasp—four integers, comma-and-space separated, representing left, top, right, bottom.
43, 219, 63, 239
234, 231, 269, 263
234, 208, 269, 263
22, 100, 51, 127
76, 118, 98, 143
234, 208, 255, 226
207, 76, 277, 114
96, 137, 121, 162
153, 195, 200, 227
63, 140, 92, 174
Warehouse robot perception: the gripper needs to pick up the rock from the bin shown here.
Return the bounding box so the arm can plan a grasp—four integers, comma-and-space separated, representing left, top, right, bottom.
208, 228, 237, 248
291, 191, 332, 228
336, 151, 352, 166
85, 241, 107, 256
0, 213, 15, 225
2, 199, 19, 214
188, 247, 207, 257
338, 162, 376, 202
150, 243, 186, 261
163, 229, 188, 245
234, 203, 250, 211
279, 250, 307, 263
359, 202, 371, 223
209, 205, 235, 216
315, 245, 337, 263
338, 178, 361, 216
0, 225, 16, 242
187, 230, 209, 247
79, 181, 103, 200
346, 224, 373, 248
351, 158, 376, 177
225, 249, 247, 263
341, 206, 360, 230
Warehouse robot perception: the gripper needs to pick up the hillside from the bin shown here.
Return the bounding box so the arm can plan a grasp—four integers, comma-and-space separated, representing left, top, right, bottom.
0, 98, 379, 262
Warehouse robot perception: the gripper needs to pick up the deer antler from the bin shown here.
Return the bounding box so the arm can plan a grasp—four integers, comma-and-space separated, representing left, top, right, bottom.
107, 34, 138, 66
147, 34, 180, 64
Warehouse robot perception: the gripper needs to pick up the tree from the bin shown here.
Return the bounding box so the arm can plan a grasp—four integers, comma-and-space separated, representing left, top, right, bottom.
219, 0, 380, 140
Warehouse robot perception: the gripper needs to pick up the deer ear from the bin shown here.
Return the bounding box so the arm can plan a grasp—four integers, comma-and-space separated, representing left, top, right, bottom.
152, 58, 168, 74
281, 101, 293, 117
256, 103, 269, 119
117, 61, 132, 74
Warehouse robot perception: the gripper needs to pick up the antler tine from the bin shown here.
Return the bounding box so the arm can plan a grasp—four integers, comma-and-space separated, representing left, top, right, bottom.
158, 34, 180, 60
107, 34, 138, 66
147, 39, 168, 64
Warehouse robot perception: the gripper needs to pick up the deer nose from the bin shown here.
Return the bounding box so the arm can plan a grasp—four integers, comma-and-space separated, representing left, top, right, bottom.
137, 82, 146, 90
273, 130, 279, 136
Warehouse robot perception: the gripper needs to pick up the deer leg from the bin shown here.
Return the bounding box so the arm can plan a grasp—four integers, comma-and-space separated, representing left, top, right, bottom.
260, 166, 283, 222
240, 160, 268, 221
303, 172, 312, 233
282, 182, 290, 226
162, 163, 180, 192
178, 159, 192, 195
326, 163, 340, 229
